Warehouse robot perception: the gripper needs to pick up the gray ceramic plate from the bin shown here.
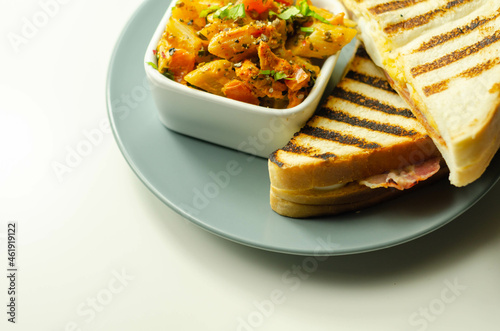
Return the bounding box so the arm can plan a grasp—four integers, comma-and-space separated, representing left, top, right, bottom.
107, 0, 500, 256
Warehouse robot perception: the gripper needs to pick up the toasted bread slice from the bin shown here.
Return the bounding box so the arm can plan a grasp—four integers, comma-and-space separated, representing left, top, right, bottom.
269, 50, 440, 191
342, 0, 500, 186
268, 49, 445, 217
270, 185, 401, 218
270, 165, 448, 218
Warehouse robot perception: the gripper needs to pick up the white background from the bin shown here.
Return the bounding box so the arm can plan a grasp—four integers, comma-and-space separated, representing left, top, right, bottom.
1, 0, 500, 330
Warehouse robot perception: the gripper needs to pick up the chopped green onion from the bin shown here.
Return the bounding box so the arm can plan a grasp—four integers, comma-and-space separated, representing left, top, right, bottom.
300, 26, 315, 34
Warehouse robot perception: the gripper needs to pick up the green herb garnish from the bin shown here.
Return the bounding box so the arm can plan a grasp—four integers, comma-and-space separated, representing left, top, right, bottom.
300, 26, 315, 34
199, 5, 220, 18
269, 2, 330, 25
298, 0, 331, 25
269, 7, 300, 20
214, 3, 246, 20
259, 70, 294, 81
163, 71, 174, 80
147, 62, 158, 70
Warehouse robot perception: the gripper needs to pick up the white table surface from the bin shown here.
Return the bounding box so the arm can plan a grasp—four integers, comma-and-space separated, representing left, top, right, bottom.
1, 0, 499, 330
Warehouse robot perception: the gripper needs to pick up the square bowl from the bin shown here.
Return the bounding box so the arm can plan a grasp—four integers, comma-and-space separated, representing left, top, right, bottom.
144, 0, 354, 158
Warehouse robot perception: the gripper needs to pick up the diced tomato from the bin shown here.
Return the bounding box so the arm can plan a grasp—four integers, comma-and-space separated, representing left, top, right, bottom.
274, 0, 294, 5
243, 0, 274, 14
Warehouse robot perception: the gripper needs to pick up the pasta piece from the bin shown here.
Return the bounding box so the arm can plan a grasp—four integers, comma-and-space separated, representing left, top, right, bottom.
275, 48, 320, 78
168, 49, 196, 83
235, 60, 287, 99
287, 21, 356, 59
287, 89, 307, 108
171, 0, 210, 30
222, 80, 260, 105
165, 18, 205, 55
184, 60, 236, 95
208, 22, 283, 62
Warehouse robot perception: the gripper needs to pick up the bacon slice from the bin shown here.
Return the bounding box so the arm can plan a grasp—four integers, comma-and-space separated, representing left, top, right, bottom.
359, 157, 441, 190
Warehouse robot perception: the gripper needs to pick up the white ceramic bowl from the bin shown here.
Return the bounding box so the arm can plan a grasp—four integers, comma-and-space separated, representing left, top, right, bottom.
144, 0, 352, 158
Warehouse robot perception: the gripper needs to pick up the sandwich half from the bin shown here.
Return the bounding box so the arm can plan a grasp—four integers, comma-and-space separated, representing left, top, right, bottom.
269, 49, 446, 218
341, 0, 500, 187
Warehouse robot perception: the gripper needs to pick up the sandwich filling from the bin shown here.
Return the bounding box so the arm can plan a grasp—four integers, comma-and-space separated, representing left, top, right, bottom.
312, 157, 441, 192
359, 157, 440, 190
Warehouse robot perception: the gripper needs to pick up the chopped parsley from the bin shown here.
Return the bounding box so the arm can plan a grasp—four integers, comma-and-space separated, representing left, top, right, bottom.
270, 1, 330, 25
298, 0, 331, 25
259, 70, 294, 80
199, 5, 220, 18
214, 3, 246, 20
269, 7, 300, 20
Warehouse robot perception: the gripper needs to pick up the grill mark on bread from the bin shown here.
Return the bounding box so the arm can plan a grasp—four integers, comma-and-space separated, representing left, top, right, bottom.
271, 142, 337, 163
312, 152, 337, 160
301, 125, 381, 149
333, 87, 415, 118
422, 58, 500, 96
269, 151, 284, 167
460, 57, 500, 78
383, 0, 473, 35
355, 47, 371, 59
345, 71, 396, 93
317, 107, 419, 137
411, 30, 500, 77
423, 80, 450, 96
369, 0, 427, 15
414, 10, 500, 53
281, 142, 314, 155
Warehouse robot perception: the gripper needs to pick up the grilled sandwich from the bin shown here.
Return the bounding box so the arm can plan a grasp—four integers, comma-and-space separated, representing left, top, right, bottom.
341, 0, 500, 187
269, 49, 446, 218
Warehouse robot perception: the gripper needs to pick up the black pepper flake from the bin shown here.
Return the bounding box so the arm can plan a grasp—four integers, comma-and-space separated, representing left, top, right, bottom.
168, 48, 176, 56
187, 20, 193, 26
197, 32, 208, 41
324, 31, 332, 43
